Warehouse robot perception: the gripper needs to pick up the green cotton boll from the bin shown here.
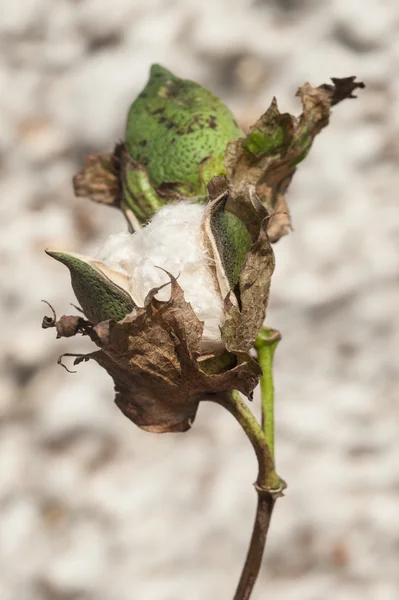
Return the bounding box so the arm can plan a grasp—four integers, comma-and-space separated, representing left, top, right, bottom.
125, 64, 243, 197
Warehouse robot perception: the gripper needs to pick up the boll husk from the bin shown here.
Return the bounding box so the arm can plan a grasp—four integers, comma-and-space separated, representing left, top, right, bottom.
45, 178, 274, 433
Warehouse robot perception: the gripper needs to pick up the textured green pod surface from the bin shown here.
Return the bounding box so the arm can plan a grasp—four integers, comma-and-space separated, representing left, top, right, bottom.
46, 251, 135, 324
209, 202, 252, 289
125, 64, 243, 195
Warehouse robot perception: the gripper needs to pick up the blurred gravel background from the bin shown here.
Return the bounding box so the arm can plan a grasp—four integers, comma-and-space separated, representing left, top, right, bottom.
1, 1, 399, 599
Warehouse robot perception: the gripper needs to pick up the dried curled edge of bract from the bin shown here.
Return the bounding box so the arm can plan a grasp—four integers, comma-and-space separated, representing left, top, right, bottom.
225, 76, 365, 242
73, 76, 364, 242
43, 178, 275, 433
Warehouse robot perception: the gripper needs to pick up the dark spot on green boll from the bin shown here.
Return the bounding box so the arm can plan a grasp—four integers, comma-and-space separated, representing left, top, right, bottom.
208, 115, 217, 129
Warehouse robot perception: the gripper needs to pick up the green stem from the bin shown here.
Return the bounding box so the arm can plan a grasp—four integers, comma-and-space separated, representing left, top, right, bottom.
254, 328, 281, 458
215, 391, 280, 491
208, 328, 284, 600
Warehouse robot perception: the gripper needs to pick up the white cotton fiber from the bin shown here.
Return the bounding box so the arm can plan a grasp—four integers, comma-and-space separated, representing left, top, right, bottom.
97, 203, 225, 351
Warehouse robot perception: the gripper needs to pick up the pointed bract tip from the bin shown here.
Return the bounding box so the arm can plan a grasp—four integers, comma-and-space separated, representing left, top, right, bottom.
45, 249, 74, 266
45, 249, 63, 261
150, 64, 176, 80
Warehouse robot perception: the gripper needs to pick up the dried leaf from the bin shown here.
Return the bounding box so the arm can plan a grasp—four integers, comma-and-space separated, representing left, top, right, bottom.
225, 76, 364, 242
73, 151, 120, 206
319, 76, 365, 106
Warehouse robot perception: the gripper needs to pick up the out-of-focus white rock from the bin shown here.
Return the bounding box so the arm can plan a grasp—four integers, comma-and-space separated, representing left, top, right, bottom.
1, 0, 399, 598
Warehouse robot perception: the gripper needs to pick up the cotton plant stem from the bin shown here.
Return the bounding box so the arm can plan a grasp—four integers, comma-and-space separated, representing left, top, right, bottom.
214, 391, 280, 492
208, 330, 285, 600
208, 392, 281, 600
229, 328, 283, 600
232, 494, 275, 600
226, 330, 283, 598
254, 328, 281, 458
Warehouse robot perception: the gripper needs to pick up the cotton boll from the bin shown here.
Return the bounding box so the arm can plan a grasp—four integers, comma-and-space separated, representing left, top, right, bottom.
97, 203, 225, 351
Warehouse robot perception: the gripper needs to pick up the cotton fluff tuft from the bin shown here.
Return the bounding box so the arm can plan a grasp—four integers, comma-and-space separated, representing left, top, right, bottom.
97, 203, 225, 351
